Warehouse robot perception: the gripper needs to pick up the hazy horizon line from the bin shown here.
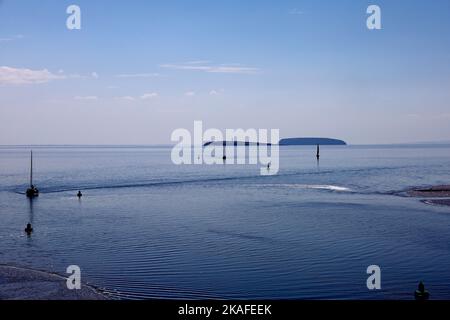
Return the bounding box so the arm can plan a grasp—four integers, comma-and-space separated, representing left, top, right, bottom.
2, 141, 450, 148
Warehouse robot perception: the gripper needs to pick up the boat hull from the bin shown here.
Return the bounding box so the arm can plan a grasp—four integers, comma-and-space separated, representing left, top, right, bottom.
26, 188, 39, 198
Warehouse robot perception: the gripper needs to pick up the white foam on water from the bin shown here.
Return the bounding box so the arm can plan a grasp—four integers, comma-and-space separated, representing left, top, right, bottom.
307, 185, 351, 192
255, 184, 351, 192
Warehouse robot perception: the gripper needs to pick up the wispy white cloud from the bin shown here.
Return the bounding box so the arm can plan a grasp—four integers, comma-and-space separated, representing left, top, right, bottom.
209, 89, 224, 95
115, 73, 160, 78
64, 72, 100, 80
208, 66, 260, 74
116, 96, 136, 101
186, 60, 211, 65
0, 66, 101, 86
162, 64, 210, 72
0, 66, 65, 85
185, 91, 196, 97
161, 62, 260, 74
289, 8, 304, 15
140, 92, 159, 99
67, 74, 83, 79
74, 96, 98, 101
113, 93, 160, 101
0, 34, 24, 42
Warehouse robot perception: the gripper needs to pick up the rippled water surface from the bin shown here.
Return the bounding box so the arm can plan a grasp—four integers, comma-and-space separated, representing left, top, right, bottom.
1, 145, 450, 299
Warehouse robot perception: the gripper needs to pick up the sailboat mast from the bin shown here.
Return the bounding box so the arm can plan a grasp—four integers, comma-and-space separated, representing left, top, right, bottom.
30, 150, 33, 187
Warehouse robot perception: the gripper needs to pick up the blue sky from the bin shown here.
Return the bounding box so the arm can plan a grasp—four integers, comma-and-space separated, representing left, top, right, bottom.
1, 0, 450, 144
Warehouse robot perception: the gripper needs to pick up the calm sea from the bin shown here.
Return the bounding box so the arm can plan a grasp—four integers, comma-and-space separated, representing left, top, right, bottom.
1, 145, 450, 299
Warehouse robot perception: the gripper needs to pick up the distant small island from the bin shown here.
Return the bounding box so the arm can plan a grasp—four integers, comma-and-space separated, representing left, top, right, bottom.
279, 138, 347, 146
203, 137, 347, 147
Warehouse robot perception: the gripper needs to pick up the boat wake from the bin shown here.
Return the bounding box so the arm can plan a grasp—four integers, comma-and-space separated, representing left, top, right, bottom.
11, 177, 353, 195
11, 175, 260, 194
252, 184, 352, 192
4, 161, 425, 196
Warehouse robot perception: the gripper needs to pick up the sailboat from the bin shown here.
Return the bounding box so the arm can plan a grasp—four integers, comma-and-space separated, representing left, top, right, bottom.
26, 150, 39, 198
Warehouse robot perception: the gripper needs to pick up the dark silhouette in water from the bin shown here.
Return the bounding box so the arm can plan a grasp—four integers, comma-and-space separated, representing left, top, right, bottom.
27, 197, 34, 225
77, 191, 83, 198
26, 151, 39, 198
26, 185, 39, 198
415, 281, 430, 300
222, 141, 227, 161
316, 145, 320, 160
24, 223, 33, 234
